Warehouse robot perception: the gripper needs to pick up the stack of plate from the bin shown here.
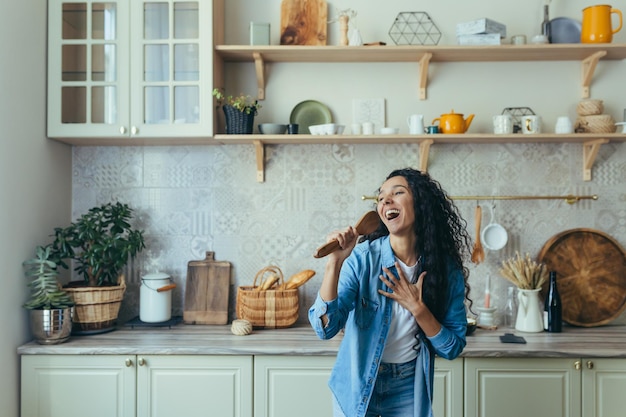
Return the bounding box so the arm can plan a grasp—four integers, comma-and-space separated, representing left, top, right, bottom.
289, 100, 332, 134
548, 17, 581, 43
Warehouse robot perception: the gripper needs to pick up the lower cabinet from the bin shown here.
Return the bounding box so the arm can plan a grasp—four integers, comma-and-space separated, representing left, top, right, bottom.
254, 356, 335, 417
433, 358, 464, 417
21, 355, 253, 417
464, 358, 626, 417
25, 354, 624, 417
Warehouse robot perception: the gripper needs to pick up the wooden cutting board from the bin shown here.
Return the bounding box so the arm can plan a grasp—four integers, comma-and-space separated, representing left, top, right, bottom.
183, 251, 231, 325
538, 228, 626, 327
280, 0, 327, 45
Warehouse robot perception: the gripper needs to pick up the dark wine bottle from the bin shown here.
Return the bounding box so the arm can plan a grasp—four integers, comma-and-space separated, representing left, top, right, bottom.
545, 271, 562, 332
541, 4, 551, 42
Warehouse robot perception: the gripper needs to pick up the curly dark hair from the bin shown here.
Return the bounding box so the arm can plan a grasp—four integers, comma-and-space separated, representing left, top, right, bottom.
362, 168, 473, 321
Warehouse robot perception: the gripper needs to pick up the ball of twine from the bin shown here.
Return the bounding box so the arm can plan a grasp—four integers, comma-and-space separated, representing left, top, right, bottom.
231, 319, 253, 336
575, 114, 616, 133
577, 99, 604, 116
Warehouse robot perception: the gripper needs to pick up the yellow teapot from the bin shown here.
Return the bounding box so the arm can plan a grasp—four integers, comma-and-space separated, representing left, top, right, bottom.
432, 110, 475, 134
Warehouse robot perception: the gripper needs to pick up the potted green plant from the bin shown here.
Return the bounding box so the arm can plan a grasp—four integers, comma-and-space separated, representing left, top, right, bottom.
50, 202, 145, 333
23, 245, 74, 344
212, 88, 262, 134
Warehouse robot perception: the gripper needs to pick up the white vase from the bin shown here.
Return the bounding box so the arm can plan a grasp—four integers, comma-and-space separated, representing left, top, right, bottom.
515, 288, 544, 332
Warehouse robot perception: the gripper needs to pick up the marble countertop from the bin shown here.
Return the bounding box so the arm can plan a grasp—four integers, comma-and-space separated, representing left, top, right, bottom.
17, 323, 626, 358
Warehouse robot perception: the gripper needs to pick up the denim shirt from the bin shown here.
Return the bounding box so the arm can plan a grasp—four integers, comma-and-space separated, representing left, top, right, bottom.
308, 236, 467, 417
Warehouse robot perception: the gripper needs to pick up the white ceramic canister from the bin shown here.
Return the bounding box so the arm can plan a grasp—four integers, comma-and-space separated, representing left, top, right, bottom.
140, 272, 175, 323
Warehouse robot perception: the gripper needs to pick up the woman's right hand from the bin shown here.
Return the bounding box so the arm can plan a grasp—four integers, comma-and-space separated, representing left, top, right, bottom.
327, 226, 358, 262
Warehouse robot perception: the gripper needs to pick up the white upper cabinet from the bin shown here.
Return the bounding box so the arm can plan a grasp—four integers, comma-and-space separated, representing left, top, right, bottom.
47, 0, 213, 142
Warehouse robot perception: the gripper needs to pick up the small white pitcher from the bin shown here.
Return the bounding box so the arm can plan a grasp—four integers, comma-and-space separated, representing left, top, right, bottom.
407, 114, 425, 134
515, 288, 544, 332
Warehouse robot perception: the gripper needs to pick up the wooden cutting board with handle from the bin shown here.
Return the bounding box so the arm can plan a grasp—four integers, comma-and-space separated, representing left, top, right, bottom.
280, 0, 327, 45
184, 251, 231, 325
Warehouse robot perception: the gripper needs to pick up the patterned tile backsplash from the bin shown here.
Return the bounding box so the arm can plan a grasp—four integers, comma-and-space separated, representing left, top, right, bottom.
72, 142, 626, 327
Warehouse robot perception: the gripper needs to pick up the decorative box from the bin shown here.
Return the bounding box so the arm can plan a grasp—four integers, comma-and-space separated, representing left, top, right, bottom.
457, 33, 502, 46
456, 18, 506, 39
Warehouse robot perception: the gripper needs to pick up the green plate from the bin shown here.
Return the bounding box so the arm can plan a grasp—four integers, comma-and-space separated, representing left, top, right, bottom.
289, 100, 332, 134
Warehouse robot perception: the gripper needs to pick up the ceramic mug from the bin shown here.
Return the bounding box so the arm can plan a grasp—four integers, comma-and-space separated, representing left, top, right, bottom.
581, 4, 623, 43
555, 116, 574, 134
493, 115, 513, 134
362, 122, 374, 135
521, 115, 542, 134
407, 114, 425, 134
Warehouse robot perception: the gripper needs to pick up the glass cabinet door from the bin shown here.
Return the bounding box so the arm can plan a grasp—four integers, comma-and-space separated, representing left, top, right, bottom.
47, 0, 212, 140
48, 0, 131, 138
130, 0, 212, 138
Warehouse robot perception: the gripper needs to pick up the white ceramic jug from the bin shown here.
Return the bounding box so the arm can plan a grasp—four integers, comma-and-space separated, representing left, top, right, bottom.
407, 114, 425, 134
515, 288, 544, 332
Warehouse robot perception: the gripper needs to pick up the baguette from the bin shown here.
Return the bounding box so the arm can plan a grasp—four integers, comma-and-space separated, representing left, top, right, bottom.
282, 269, 316, 290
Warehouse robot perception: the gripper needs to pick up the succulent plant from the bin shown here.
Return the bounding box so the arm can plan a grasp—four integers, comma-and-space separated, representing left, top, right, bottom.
23, 245, 75, 310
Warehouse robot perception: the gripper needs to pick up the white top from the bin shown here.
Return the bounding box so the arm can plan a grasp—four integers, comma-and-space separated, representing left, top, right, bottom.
381, 258, 420, 363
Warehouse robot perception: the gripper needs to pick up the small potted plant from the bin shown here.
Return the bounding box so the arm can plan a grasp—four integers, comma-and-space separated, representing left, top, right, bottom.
50, 201, 145, 333
212, 88, 262, 134
23, 245, 75, 344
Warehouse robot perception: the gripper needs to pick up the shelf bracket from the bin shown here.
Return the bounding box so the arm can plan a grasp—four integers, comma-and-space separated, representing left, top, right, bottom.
253, 52, 266, 100
418, 52, 432, 100
581, 50, 607, 98
582, 138, 609, 181
419, 139, 434, 172
254, 139, 265, 182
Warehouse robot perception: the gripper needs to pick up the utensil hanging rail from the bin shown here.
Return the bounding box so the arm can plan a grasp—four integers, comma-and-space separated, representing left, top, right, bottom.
362, 194, 598, 205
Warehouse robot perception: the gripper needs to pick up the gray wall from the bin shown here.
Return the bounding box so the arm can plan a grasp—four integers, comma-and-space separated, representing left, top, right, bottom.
1, 1, 72, 416
72, 1, 626, 327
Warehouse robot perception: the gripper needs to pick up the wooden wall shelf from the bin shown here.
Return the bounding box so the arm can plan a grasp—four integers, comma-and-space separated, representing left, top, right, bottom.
215, 44, 626, 100
213, 133, 626, 183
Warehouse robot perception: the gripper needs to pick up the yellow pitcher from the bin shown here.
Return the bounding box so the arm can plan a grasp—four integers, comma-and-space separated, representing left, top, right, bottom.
581, 4, 623, 43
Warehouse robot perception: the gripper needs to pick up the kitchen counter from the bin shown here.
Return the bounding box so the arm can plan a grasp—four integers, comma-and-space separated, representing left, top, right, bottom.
17, 324, 626, 358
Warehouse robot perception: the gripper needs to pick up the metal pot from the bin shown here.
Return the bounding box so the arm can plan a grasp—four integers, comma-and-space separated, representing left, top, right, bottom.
30, 308, 73, 344
140, 272, 176, 323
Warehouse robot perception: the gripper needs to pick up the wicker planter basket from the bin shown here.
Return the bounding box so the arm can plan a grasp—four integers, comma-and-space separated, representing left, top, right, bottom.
223, 105, 255, 134
64, 275, 126, 333
236, 266, 299, 328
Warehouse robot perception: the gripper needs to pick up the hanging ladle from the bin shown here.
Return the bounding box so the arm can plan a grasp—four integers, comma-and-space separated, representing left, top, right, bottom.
313, 211, 380, 258
471, 204, 485, 264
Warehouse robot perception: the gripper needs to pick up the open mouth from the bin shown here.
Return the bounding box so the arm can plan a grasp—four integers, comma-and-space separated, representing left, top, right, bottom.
385, 209, 400, 220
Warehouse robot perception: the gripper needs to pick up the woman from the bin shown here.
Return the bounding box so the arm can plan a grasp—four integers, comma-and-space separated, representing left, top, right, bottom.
309, 168, 472, 417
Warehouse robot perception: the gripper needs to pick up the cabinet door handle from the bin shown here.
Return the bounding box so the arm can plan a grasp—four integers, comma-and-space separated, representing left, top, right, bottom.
586, 360, 594, 370
120, 126, 127, 135
574, 360, 582, 370
131, 126, 139, 135
138, 357, 146, 366
125, 358, 133, 367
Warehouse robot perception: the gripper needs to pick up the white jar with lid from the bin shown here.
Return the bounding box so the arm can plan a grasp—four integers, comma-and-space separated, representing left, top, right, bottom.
140, 272, 175, 323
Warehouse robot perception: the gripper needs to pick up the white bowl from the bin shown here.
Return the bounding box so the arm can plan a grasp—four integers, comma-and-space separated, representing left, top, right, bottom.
258, 123, 287, 134
309, 123, 345, 135
380, 127, 399, 135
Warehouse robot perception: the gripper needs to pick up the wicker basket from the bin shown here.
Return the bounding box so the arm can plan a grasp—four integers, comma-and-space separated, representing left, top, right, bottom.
575, 114, 616, 133
577, 99, 604, 116
223, 105, 255, 134
236, 266, 299, 328
64, 275, 126, 333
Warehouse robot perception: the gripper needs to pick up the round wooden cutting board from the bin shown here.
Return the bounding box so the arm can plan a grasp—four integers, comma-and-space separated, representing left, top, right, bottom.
538, 228, 626, 327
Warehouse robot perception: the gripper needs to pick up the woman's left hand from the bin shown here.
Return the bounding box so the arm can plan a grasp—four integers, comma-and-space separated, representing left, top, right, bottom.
378, 262, 425, 313
378, 262, 441, 336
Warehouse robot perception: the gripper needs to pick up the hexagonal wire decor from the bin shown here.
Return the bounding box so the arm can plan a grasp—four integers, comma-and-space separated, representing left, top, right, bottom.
388, 12, 441, 45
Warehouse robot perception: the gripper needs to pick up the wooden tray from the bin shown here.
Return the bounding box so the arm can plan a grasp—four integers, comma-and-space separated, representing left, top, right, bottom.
537, 228, 626, 327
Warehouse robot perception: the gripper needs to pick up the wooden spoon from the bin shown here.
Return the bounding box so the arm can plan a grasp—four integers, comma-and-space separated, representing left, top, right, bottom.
313, 211, 380, 258
471, 205, 485, 264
